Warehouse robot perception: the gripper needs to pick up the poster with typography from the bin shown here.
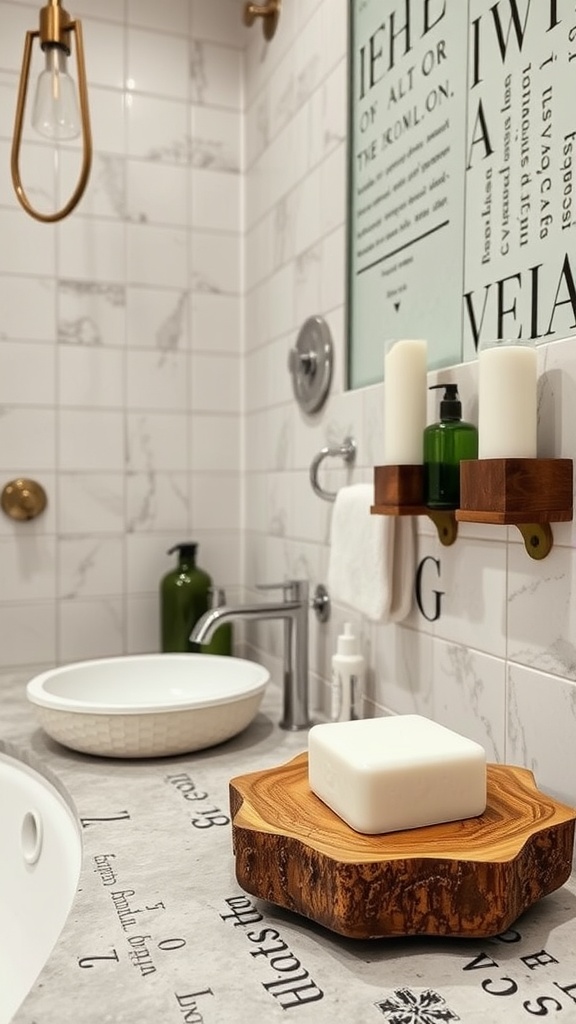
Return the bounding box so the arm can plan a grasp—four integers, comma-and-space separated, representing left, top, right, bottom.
463, 0, 576, 359
348, 0, 576, 388
348, 0, 468, 387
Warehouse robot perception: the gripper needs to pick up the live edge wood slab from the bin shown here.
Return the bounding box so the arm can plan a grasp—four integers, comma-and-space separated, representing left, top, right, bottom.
229, 754, 576, 941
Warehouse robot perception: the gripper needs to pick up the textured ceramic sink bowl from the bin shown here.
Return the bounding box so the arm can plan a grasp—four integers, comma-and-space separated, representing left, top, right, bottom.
26, 654, 270, 759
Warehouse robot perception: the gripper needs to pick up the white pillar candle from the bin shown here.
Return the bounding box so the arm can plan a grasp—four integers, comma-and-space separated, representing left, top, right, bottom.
383, 338, 427, 464
478, 341, 538, 459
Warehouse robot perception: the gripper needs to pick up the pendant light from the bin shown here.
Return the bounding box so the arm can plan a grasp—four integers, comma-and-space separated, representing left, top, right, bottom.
11, 0, 92, 223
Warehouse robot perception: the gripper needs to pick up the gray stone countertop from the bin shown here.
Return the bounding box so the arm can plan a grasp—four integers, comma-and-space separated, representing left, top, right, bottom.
3, 673, 576, 1024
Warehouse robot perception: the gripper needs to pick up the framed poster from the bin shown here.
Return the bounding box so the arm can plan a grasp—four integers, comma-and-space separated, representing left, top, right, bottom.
348, 0, 576, 389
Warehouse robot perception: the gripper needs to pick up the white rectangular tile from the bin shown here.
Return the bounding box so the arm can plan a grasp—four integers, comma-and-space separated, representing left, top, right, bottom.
82, 17, 125, 88
127, 93, 189, 163
507, 663, 576, 807
57, 473, 124, 534
432, 537, 508, 658
58, 280, 126, 347
58, 597, 124, 661
126, 472, 189, 532
190, 41, 242, 110
128, 0, 190, 35
126, 350, 188, 411
0, 537, 56, 601
190, 413, 241, 472
0, 209, 55, 276
190, 104, 241, 173
0, 602, 56, 666
58, 536, 124, 598
190, 0, 245, 47
59, 345, 124, 408
59, 410, 125, 470
0, 276, 55, 342
508, 541, 576, 680
190, 293, 241, 353
190, 353, 241, 413
0, 341, 55, 405
190, 230, 241, 295
126, 412, 189, 472
126, 159, 188, 226
127, 223, 188, 288
57, 218, 125, 283
190, 473, 241, 530
0, 408, 56, 470
191, 169, 241, 232
128, 27, 189, 100
127, 287, 188, 351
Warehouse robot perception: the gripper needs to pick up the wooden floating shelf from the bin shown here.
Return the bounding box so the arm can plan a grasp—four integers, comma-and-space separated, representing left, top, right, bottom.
371, 464, 457, 546
229, 753, 576, 941
457, 458, 573, 559
371, 459, 573, 558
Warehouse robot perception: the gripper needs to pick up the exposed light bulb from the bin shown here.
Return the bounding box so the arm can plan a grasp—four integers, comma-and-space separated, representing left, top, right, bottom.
32, 45, 80, 140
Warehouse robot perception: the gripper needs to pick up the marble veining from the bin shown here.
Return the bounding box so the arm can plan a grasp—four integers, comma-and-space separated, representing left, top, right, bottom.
155, 292, 187, 357
95, 154, 127, 219
58, 281, 126, 346
61, 542, 101, 599
296, 56, 321, 109
189, 41, 208, 103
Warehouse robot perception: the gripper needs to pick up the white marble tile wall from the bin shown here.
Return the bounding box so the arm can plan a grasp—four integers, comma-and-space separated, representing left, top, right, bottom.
242, 0, 576, 811
0, 0, 243, 670
2, 0, 576, 819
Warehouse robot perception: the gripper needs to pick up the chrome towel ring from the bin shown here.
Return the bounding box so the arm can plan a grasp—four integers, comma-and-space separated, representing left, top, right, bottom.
309, 437, 357, 502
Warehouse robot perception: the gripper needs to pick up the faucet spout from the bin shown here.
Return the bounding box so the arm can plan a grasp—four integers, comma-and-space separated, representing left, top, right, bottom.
189, 581, 313, 731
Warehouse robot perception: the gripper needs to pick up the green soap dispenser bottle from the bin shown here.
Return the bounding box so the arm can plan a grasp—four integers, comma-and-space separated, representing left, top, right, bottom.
424, 384, 478, 509
160, 543, 212, 653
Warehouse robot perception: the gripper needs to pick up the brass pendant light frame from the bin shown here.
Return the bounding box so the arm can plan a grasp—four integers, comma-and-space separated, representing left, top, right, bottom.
11, 0, 92, 223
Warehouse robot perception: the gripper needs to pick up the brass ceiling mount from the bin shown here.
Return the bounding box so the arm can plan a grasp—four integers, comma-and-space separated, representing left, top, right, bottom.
243, 1, 281, 41
1, 478, 47, 521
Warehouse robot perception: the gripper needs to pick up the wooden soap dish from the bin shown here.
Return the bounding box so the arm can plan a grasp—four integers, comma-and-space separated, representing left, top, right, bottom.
229, 754, 576, 940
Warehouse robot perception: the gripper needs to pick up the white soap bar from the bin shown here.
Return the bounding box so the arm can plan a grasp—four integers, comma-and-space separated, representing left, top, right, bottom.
308, 715, 486, 835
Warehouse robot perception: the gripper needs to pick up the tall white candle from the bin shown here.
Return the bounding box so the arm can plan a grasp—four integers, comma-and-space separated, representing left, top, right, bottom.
478, 341, 538, 459
383, 339, 428, 464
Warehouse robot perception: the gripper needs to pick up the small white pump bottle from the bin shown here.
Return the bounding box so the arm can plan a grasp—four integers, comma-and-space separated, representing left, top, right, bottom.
330, 622, 365, 722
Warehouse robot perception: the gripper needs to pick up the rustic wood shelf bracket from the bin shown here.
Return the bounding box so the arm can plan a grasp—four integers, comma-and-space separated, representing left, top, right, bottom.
426, 508, 458, 547
516, 522, 554, 560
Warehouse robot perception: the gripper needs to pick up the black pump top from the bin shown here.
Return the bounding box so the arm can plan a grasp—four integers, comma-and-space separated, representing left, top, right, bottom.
429, 383, 462, 421
167, 543, 197, 561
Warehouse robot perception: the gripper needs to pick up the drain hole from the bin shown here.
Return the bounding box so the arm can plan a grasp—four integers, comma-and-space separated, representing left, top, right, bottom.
22, 810, 43, 865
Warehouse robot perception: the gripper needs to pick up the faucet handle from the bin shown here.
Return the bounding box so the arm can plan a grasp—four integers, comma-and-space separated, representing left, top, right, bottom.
256, 580, 308, 601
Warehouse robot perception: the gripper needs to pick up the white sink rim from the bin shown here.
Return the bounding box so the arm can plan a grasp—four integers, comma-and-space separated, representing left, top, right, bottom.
26, 654, 271, 758
26, 653, 270, 716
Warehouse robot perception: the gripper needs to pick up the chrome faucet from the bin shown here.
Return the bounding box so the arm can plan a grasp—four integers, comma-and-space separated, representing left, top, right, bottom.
189, 579, 321, 731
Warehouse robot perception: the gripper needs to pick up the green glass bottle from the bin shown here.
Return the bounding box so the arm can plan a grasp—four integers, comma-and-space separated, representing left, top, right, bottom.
160, 543, 211, 653
424, 384, 478, 509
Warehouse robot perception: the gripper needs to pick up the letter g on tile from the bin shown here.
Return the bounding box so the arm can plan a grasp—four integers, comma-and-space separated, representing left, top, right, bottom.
415, 556, 444, 622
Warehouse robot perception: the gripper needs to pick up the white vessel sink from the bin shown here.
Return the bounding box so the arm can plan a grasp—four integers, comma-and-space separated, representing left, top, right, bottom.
26, 654, 270, 758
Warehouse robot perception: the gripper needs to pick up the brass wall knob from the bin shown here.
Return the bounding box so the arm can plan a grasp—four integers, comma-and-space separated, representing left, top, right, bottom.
1, 478, 47, 521
243, 1, 281, 40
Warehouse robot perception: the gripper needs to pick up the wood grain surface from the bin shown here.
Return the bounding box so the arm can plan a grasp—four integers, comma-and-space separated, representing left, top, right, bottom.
229, 753, 576, 940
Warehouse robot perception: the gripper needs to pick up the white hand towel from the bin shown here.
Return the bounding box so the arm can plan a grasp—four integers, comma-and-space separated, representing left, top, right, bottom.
327, 483, 415, 623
